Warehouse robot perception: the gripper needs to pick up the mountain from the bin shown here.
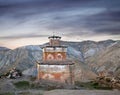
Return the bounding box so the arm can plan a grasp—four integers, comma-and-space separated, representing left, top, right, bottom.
0, 40, 120, 80
0, 47, 11, 64
95, 41, 120, 78
0, 47, 10, 51
0, 45, 42, 73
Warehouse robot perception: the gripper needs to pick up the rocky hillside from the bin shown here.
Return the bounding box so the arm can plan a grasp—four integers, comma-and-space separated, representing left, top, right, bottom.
0, 47, 10, 61
0, 45, 42, 74
0, 40, 120, 80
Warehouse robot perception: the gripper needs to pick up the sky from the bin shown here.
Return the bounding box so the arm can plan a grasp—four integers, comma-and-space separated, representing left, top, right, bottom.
0, 0, 120, 49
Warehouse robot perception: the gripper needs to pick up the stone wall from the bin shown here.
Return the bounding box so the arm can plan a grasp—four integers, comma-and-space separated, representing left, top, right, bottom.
38, 64, 74, 84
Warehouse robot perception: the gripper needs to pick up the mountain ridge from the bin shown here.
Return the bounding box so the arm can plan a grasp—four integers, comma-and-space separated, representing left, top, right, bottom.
0, 39, 120, 80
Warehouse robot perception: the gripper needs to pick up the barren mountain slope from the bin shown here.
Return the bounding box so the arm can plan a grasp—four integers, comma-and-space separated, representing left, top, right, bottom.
0, 40, 119, 80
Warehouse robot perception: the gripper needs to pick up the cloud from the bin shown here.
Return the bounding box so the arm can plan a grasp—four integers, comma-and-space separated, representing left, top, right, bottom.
0, 0, 120, 44
84, 10, 120, 35
45, 8, 120, 36
0, 0, 106, 18
0, 33, 49, 39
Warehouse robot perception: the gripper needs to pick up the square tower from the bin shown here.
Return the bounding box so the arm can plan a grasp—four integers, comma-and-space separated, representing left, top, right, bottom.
37, 35, 75, 85
43, 36, 67, 61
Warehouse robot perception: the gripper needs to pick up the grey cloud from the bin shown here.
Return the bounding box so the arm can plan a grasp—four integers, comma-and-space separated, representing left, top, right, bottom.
84, 10, 120, 35
0, 0, 118, 20
0, 0, 106, 17
47, 9, 120, 35
0, 34, 49, 39
0, 0, 120, 38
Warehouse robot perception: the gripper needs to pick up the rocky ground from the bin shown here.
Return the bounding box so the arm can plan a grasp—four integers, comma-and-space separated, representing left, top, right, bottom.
0, 76, 82, 95
44, 89, 120, 95
0, 77, 120, 95
0, 77, 44, 95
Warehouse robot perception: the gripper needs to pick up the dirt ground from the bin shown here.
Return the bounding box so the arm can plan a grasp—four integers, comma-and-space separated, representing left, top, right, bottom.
0, 78, 120, 95
44, 89, 120, 95
0, 77, 45, 95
